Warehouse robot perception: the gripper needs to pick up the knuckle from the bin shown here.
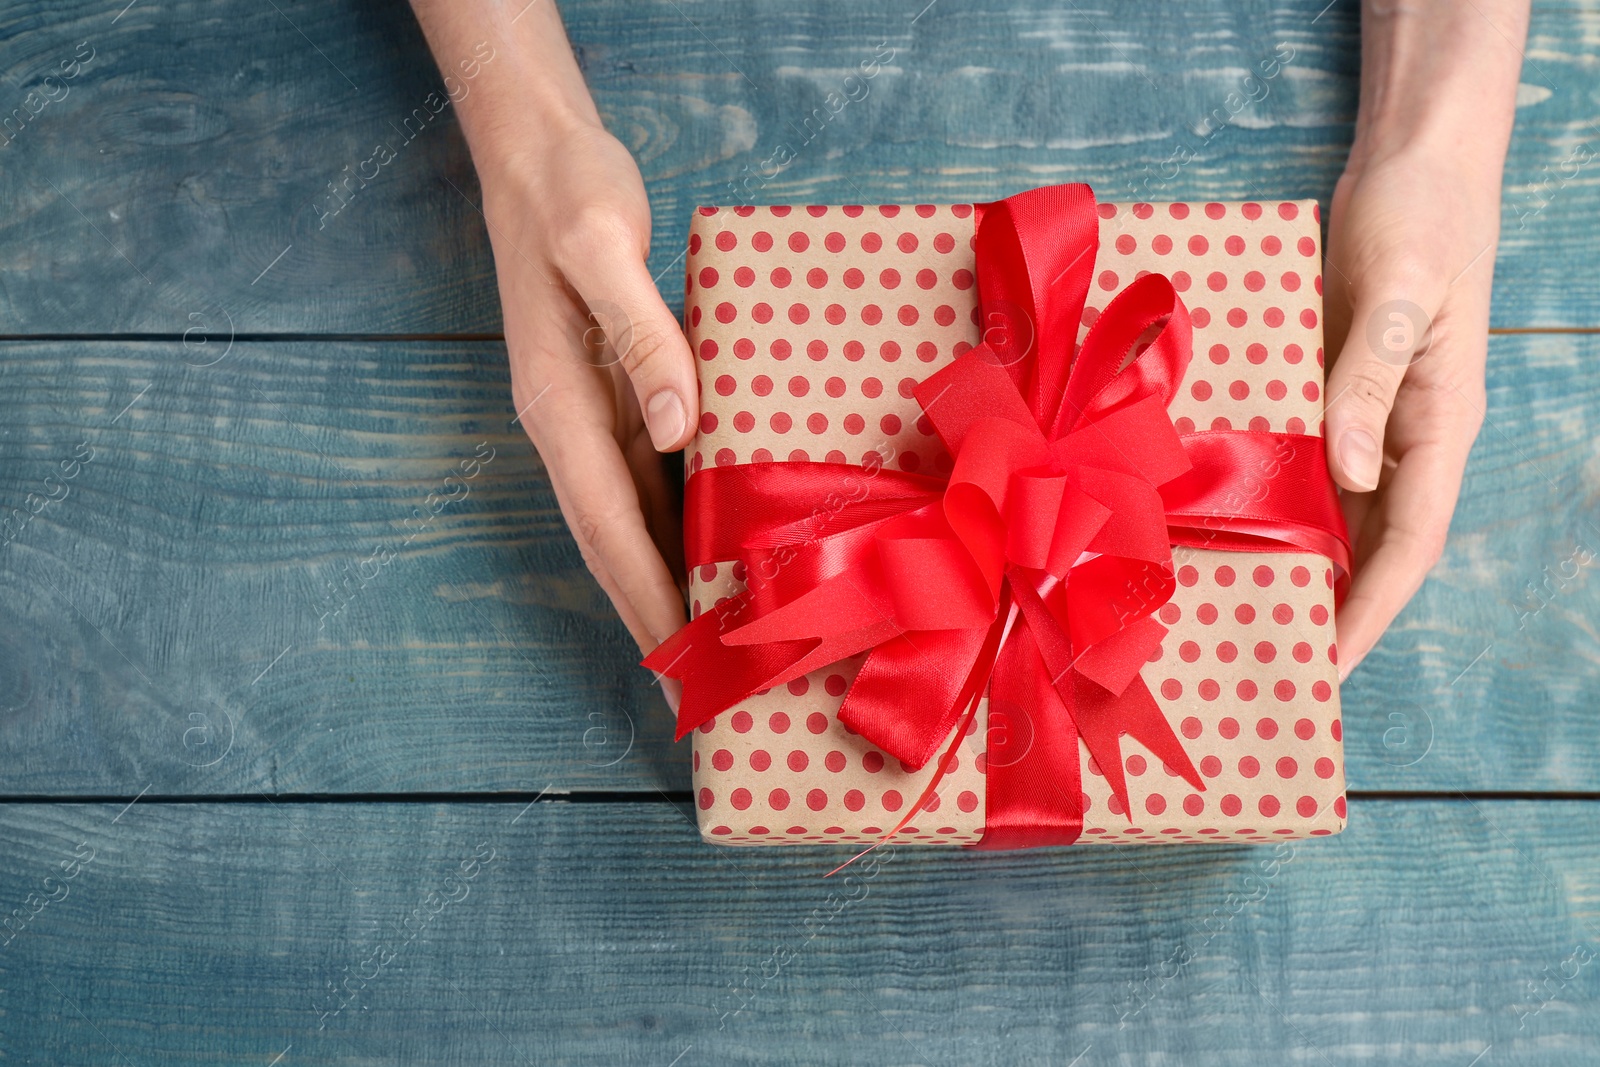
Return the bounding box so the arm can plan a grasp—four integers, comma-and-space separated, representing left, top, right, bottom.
617, 322, 675, 378
1354, 290, 1439, 369
1333, 361, 1400, 421
571, 499, 630, 555
1378, 254, 1437, 295
556, 204, 640, 266
573, 508, 605, 550
580, 299, 636, 366
1416, 524, 1449, 569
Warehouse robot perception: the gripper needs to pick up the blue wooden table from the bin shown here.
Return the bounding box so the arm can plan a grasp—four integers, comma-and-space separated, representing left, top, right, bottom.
3, 1, 1599, 1062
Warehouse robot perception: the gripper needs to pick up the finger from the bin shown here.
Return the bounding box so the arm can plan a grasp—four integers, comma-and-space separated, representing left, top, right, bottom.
559, 217, 699, 454
590, 359, 687, 585
530, 386, 688, 652
1334, 456, 1445, 679
505, 281, 688, 713
1322, 286, 1440, 492
557, 487, 684, 714
568, 508, 657, 651
1334, 429, 1472, 680
505, 283, 686, 644
624, 417, 687, 588
558, 487, 684, 714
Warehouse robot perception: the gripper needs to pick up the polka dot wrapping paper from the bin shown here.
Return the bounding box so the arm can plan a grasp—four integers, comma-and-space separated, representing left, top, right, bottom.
681, 199, 1345, 847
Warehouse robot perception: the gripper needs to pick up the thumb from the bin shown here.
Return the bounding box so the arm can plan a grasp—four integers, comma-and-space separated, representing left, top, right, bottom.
563, 234, 698, 452
1323, 290, 1437, 491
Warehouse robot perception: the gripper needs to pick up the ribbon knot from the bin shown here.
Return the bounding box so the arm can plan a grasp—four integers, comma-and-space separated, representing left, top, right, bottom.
646, 183, 1352, 852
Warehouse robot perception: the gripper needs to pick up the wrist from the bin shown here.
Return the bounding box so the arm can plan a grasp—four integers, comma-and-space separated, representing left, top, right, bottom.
1346, 0, 1528, 179
409, 0, 606, 191
466, 98, 604, 191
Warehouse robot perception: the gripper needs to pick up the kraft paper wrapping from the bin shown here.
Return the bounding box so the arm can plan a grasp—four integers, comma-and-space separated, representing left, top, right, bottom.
680, 198, 1345, 847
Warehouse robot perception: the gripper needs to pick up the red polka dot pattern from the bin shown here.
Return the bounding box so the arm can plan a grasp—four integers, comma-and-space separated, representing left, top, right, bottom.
685, 201, 1342, 846
1077, 549, 1344, 844
688, 649, 987, 845
686, 205, 974, 476
1092, 201, 1324, 439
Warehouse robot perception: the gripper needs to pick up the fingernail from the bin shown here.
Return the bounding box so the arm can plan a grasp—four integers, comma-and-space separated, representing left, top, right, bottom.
1338, 428, 1380, 491
661, 676, 682, 715
645, 389, 687, 451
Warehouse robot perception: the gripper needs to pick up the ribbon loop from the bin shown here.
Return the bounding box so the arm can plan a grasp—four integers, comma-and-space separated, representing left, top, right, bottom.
1057, 273, 1193, 437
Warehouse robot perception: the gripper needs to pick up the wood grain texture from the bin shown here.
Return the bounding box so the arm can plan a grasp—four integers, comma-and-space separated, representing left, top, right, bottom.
0, 0, 497, 333
0, 341, 675, 795
1343, 331, 1600, 791
0, 0, 1597, 332
3, 3, 1596, 1059
1, 799, 1597, 1064
3, 335, 1600, 795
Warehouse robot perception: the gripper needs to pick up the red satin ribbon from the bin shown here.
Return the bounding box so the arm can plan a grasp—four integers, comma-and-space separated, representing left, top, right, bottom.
646, 183, 1351, 850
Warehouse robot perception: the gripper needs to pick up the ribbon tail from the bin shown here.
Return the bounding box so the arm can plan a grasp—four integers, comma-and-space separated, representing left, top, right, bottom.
1011, 573, 1201, 823
826, 592, 1012, 875
825, 678, 982, 878
839, 626, 989, 771
973, 608, 1084, 849
645, 596, 821, 740
1072, 673, 1205, 823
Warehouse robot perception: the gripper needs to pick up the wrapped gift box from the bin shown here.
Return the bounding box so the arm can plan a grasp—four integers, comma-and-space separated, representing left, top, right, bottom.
678, 198, 1344, 846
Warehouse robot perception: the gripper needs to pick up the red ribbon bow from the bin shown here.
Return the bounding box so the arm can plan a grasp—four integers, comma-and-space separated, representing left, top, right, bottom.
646, 183, 1351, 849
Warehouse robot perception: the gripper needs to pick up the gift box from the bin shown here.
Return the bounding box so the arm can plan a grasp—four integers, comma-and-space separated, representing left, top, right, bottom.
662, 189, 1347, 847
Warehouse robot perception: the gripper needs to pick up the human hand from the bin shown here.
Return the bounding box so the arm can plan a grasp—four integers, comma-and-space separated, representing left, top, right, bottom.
1321, 147, 1494, 679
408, 0, 696, 703
1317, 0, 1528, 680
481, 122, 695, 675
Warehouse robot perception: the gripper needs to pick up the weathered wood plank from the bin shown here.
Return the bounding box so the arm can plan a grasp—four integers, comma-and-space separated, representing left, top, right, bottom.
0, 340, 672, 795
2, 335, 1599, 794
1345, 331, 1600, 790
0, 0, 1596, 332
0, 799, 1596, 1064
